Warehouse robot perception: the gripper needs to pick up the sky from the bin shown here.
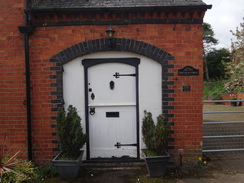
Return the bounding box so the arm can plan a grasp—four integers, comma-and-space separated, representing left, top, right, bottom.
203, 0, 243, 49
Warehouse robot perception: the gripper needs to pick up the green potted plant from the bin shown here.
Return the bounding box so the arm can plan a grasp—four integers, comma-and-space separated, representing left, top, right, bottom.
230, 93, 238, 106
52, 105, 87, 180
212, 94, 222, 104
142, 110, 171, 177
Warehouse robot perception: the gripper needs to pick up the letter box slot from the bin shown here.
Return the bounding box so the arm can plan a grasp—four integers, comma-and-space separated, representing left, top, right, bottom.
106, 112, 119, 118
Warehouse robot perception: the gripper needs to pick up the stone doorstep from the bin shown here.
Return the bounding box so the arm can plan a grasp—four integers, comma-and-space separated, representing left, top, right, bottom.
81, 159, 175, 170
82, 159, 145, 170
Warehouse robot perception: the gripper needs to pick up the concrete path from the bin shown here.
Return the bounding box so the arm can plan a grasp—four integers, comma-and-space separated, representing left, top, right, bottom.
178, 174, 244, 183
177, 152, 244, 183
46, 152, 244, 183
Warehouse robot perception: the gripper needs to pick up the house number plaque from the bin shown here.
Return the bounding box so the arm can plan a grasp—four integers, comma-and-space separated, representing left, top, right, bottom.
178, 66, 199, 76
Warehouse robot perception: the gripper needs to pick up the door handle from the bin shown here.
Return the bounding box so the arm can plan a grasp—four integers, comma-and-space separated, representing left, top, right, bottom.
90, 108, 95, 115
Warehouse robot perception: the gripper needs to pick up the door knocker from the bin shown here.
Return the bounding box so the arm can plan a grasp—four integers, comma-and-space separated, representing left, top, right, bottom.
90, 108, 95, 115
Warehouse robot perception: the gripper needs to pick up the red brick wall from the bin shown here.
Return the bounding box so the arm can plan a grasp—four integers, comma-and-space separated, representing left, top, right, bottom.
0, 1, 205, 165
0, 0, 28, 159
168, 26, 203, 163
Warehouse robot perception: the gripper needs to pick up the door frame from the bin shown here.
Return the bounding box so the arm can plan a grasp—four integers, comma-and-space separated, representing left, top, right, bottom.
82, 58, 140, 160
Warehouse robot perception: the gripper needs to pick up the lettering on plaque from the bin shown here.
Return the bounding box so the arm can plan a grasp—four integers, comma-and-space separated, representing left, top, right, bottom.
178, 66, 199, 76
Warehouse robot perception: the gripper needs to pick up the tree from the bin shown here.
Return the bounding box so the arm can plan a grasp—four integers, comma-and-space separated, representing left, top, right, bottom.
203, 22, 218, 81
224, 17, 244, 92
230, 17, 244, 62
206, 48, 230, 80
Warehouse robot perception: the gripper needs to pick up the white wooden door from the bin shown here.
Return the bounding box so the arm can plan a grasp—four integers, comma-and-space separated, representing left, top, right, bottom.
87, 62, 138, 158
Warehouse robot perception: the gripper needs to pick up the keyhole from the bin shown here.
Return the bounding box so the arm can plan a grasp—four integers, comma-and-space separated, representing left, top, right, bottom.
110, 81, 115, 90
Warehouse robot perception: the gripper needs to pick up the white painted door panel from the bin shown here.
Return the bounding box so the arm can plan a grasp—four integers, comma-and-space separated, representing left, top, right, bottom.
89, 106, 137, 158
88, 63, 136, 105
88, 62, 137, 158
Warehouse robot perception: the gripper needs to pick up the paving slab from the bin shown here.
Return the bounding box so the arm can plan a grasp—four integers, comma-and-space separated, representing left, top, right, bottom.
178, 174, 244, 183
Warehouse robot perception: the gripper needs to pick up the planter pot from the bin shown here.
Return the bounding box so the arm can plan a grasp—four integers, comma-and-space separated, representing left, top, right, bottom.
142, 150, 170, 177
231, 101, 237, 106
52, 150, 84, 180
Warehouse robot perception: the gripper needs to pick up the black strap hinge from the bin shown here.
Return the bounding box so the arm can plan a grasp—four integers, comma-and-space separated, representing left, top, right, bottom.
113, 72, 136, 78
114, 142, 137, 149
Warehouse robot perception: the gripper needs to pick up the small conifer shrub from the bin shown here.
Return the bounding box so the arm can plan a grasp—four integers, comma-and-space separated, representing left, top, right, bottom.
56, 105, 87, 160
142, 111, 170, 156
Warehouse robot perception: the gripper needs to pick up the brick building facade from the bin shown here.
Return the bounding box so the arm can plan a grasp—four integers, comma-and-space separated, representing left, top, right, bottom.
0, 0, 211, 166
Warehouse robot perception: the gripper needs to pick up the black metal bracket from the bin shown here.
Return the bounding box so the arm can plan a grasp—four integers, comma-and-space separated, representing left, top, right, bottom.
113, 72, 136, 78
114, 142, 137, 149
18, 25, 34, 35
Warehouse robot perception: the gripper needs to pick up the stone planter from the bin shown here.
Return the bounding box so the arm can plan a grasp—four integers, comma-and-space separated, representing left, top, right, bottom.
52, 150, 84, 180
142, 150, 170, 177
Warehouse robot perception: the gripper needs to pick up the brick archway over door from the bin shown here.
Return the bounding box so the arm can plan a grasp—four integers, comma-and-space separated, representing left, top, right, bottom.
49, 38, 175, 153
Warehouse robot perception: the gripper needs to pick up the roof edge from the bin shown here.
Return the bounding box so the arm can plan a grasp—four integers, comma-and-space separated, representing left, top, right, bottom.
27, 5, 212, 14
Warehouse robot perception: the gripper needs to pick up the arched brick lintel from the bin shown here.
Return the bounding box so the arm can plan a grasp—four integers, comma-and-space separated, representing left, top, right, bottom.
50, 38, 174, 65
